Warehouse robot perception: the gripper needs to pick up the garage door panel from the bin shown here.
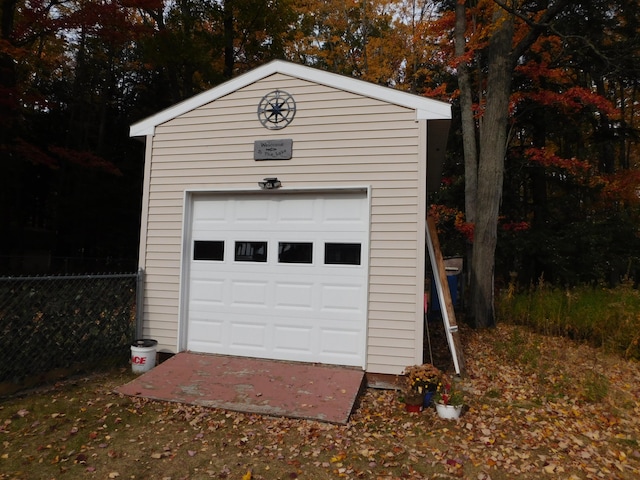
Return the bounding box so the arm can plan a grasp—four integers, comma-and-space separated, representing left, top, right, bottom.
274, 282, 314, 309
230, 280, 270, 307
320, 284, 365, 312
190, 279, 225, 305
193, 200, 227, 222
230, 321, 268, 349
188, 318, 225, 349
189, 339, 225, 353
234, 199, 270, 223
318, 331, 362, 364
277, 198, 317, 223
320, 329, 361, 352
186, 192, 368, 367
273, 325, 314, 353
192, 221, 227, 234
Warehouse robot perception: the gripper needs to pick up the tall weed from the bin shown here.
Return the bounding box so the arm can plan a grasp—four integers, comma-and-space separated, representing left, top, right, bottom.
496, 279, 640, 360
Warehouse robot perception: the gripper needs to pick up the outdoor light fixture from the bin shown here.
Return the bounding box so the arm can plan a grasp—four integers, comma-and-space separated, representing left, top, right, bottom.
258, 177, 282, 190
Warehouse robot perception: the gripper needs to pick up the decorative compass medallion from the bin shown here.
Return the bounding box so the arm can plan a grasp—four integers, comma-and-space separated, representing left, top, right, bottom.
257, 90, 296, 130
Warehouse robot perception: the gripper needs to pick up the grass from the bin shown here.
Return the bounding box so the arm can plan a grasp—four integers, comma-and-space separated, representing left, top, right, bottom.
496, 279, 640, 360
583, 371, 610, 403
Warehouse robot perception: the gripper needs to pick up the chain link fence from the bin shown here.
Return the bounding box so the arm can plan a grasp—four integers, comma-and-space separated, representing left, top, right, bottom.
0, 271, 142, 396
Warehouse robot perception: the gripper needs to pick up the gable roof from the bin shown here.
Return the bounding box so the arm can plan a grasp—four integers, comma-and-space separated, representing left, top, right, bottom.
130, 60, 451, 137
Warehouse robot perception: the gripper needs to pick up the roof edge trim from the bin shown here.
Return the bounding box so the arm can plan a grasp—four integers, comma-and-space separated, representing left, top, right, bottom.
130, 60, 451, 137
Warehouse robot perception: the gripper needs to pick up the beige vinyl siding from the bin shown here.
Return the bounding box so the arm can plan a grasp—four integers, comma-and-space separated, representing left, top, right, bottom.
141, 73, 427, 372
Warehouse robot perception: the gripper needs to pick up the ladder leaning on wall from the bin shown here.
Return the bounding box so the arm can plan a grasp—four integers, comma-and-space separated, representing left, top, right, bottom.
426, 216, 466, 376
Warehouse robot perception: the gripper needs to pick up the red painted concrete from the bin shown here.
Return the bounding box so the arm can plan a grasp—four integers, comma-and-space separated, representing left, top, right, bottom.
115, 352, 365, 424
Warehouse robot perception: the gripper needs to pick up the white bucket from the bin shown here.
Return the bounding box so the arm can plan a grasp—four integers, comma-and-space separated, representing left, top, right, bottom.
130, 339, 158, 374
435, 402, 463, 420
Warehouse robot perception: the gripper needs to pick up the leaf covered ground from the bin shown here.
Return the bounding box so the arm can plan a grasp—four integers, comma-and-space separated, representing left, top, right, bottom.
1, 324, 639, 479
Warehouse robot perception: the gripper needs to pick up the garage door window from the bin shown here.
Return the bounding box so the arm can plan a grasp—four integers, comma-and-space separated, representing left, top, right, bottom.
235, 241, 267, 262
324, 243, 361, 265
278, 242, 313, 264
193, 240, 224, 261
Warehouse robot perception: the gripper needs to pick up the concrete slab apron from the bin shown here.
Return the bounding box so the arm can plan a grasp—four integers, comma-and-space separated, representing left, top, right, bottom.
115, 352, 365, 424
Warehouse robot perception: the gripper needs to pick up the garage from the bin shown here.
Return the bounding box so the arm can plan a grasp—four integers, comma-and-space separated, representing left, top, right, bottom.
130, 60, 451, 375
185, 190, 369, 367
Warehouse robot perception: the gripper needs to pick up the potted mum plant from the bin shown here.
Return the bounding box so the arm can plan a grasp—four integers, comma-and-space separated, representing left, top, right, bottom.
433, 377, 464, 419
400, 387, 425, 413
401, 364, 443, 411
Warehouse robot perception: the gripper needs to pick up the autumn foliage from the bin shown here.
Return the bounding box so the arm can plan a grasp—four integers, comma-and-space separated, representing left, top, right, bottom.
428, 0, 640, 288
0, 0, 638, 282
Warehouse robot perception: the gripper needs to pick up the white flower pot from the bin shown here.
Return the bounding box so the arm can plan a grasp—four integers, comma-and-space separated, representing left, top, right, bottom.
435, 402, 463, 419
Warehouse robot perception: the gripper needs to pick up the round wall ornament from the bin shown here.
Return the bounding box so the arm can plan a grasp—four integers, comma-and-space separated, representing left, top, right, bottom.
257, 90, 296, 130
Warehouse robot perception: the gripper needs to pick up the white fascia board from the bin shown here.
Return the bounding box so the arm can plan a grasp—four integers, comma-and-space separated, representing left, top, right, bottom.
130, 60, 451, 137
129, 66, 275, 137
416, 105, 452, 120
285, 62, 452, 121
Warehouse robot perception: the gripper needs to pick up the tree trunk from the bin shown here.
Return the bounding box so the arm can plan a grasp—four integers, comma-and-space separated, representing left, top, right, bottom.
455, 1, 478, 225
454, 0, 572, 327
469, 7, 514, 328
455, 2, 478, 306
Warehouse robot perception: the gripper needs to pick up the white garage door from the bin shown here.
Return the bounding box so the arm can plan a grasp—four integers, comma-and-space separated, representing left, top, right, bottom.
185, 191, 369, 367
